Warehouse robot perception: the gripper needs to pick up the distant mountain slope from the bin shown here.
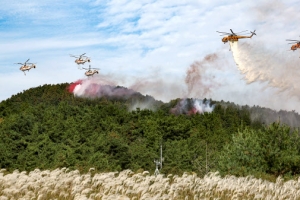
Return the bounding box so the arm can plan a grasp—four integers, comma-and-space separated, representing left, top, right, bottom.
218, 100, 300, 128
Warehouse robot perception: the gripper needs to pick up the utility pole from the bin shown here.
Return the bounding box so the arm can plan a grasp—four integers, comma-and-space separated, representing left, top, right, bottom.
154, 159, 161, 176
160, 143, 163, 169
154, 143, 163, 176
206, 142, 208, 174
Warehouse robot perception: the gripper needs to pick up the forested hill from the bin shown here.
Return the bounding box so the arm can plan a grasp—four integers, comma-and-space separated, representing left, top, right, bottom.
218, 101, 300, 128
1, 83, 299, 127
1, 83, 300, 180
0, 83, 163, 117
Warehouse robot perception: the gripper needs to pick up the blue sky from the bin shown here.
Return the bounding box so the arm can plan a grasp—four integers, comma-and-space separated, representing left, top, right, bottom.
1, 0, 300, 112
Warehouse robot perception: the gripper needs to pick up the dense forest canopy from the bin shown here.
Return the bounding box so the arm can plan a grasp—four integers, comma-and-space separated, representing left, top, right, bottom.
0, 83, 300, 180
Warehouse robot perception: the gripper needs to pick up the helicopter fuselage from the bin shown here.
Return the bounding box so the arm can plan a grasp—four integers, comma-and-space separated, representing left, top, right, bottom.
222, 33, 255, 43
19, 64, 36, 75
75, 58, 90, 65
20, 64, 36, 72
85, 70, 99, 76
291, 43, 300, 51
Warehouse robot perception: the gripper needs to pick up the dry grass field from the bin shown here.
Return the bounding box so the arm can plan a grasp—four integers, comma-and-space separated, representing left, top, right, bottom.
1, 168, 300, 200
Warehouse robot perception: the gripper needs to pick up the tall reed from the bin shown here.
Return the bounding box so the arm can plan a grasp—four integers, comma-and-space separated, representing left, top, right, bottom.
1, 168, 299, 200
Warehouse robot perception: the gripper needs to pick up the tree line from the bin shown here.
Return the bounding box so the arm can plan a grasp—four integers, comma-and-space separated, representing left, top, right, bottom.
0, 83, 299, 180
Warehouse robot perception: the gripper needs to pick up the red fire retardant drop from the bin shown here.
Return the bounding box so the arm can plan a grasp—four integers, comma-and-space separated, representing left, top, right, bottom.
68, 80, 82, 93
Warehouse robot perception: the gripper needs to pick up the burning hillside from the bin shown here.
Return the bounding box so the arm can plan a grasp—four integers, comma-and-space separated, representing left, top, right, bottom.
170, 98, 215, 115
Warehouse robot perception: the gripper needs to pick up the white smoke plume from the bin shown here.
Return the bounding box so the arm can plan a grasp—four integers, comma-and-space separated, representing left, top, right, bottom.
170, 98, 215, 115
230, 41, 300, 99
69, 77, 136, 99
68, 77, 162, 111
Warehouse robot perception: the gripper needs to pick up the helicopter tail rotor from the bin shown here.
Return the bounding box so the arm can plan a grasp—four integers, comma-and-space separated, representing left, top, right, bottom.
250, 30, 256, 37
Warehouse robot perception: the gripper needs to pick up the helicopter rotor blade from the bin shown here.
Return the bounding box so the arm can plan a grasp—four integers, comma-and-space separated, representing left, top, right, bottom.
234, 30, 248, 34
79, 53, 86, 58
217, 31, 231, 34
286, 39, 300, 41
25, 59, 30, 64
230, 29, 236, 35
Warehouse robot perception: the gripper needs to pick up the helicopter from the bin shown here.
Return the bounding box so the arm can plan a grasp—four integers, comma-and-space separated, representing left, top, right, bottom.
70, 53, 91, 68
286, 39, 300, 51
216, 29, 256, 43
83, 65, 99, 77
15, 59, 36, 75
